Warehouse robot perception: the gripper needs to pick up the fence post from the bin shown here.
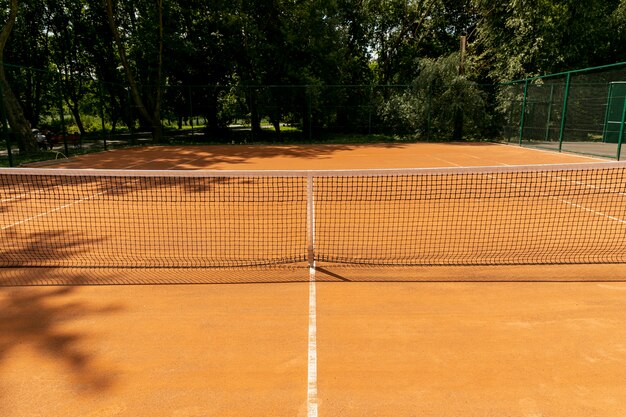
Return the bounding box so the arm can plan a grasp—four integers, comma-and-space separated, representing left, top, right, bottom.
507, 102, 515, 142
368, 85, 373, 135
544, 84, 554, 141
307, 86, 312, 142
98, 83, 108, 151
127, 88, 135, 145
518, 79, 529, 146
558, 72, 572, 152
188, 86, 194, 136
602, 83, 613, 142
616, 94, 626, 161
0, 82, 13, 167
249, 86, 254, 142
57, 75, 69, 155
426, 86, 432, 141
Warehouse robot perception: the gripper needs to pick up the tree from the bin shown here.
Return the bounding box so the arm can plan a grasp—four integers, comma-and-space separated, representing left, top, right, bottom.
4, 0, 51, 128
81, 0, 130, 132
0, 0, 36, 152
48, 0, 94, 135
472, 0, 623, 82
163, 0, 239, 133
368, 0, 440, 84
104, 0, 164, 142
379, 53, 488, 139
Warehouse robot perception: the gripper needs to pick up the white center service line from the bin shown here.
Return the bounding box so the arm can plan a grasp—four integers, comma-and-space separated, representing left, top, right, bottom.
306, 172, 318, 417
307, 263, 318, 417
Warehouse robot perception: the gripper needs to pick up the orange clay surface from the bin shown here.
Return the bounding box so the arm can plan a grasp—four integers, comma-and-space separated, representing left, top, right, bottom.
2, 142, 626, 416
41, 141, 602, 170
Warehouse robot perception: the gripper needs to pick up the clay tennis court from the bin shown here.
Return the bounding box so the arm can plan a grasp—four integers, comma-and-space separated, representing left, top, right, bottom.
2, 142, 626, 416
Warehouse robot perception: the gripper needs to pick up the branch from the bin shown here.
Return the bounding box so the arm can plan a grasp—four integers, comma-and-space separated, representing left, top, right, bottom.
389, 0, 438, 54
154, 0, 163, 119
103, 0, 152, 124
0, 0, 19, 60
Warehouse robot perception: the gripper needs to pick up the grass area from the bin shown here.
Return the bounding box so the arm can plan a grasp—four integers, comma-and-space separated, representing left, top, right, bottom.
1, 150, 72, 167
0, 137, 149, 167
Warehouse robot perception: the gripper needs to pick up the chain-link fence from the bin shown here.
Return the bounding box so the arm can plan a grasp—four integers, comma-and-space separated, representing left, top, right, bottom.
499, 62, 626, 160
0, 63, 149, 166
2, 62, 626, 166
160, 83, 494, 142
0, 65, 496, 166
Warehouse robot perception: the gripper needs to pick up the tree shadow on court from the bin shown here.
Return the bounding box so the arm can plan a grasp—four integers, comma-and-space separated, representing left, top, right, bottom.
48, 141, 421, 170
3, 173, 314, 284
0, 231, 126, 411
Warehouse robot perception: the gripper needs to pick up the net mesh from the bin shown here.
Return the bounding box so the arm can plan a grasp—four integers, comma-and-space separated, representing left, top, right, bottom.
1, 173, 307, 268
1, 163, 626, 270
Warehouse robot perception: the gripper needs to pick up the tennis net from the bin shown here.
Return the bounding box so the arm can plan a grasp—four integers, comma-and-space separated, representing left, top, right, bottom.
1, 162, 626, 269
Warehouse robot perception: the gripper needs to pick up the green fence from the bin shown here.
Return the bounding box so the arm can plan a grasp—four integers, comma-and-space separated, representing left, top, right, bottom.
0, 63, 147, 167
159, 83, 492, 142
3, 61, 626, 167
499, 62, 626, 160
0, 62, 494, 166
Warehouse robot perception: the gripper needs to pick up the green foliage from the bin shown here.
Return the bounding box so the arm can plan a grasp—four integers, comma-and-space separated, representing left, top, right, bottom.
472, 0, 624, 81
1, 0, 626, 147
379, 53, 489, 139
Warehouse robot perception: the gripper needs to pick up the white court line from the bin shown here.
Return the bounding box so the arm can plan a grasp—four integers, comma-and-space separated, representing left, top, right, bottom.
543, 172, 626, 197
307, 264, 318, 417
1, 184, 65, 203
2, 190, 41, 203
493, 141, 611, 162
535, 169, 626, 225
485, 164, 626, 227
1, 189, 109, 230
431, 156, 463, 167
1, 150, 194, 205
561, 200, 626, 225
169, 154, 213, 169
1, 176, 144, 231
306, 171, 318, 417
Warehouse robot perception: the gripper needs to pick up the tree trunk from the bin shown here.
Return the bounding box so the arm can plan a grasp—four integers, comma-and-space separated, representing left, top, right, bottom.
67, 100, 85, 135
151, 122, 163, 143
0, 0, 36, 153
452, 110, 463, 141
453, 35, 466, 141
271, 117, 280, 134
1, 76, 36, 152
248, 88, 261, 135
105, 0, 164, 143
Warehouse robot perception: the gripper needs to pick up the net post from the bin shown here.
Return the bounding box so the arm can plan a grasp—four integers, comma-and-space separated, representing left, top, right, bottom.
518, 79, 529, 146
306, 172, 315, 269
558, 72, 572, 152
